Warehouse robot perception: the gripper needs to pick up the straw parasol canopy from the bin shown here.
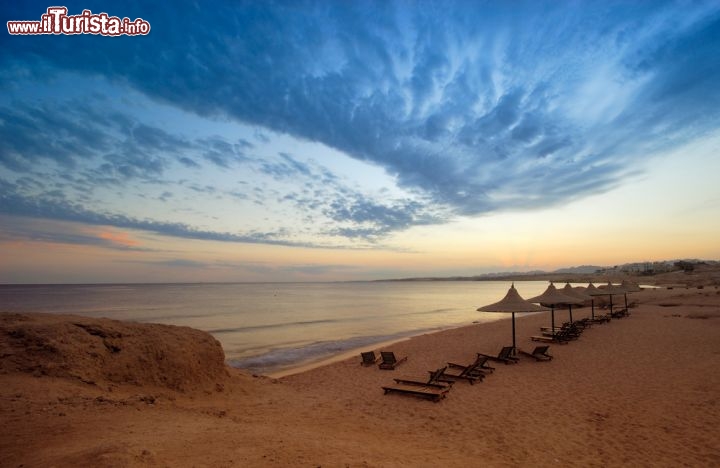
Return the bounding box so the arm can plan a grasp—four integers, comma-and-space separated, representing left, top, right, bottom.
585, 282, 603, 296
561, 283, 592, 323
563, 283, 593, 301
601, 282, 627, 295
477, 283, 548, 354
527, 282, 583, 332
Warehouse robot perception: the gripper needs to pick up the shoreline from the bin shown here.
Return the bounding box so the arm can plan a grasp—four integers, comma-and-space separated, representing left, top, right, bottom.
261, 316, 516, 378
265, 335, 414, 379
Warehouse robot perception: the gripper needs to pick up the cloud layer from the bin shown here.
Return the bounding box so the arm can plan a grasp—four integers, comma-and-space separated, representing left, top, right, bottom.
2, 1, 720, 248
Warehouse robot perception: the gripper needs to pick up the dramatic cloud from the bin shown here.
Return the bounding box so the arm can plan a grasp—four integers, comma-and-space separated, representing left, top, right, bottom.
1, 1, 719, 249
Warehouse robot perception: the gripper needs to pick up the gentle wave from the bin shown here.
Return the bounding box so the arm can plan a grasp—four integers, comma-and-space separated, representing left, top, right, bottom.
207, 318, 339, 335
386, 307, 461, 317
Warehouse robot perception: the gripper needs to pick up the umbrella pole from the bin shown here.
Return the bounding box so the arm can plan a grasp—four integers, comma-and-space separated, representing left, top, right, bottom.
551, 308, 556, 334
511, 312, 516, 356
591, 300, 595, 320
624, 293, 628, 310
569, 305, 573, 324
609, 295, 614, 319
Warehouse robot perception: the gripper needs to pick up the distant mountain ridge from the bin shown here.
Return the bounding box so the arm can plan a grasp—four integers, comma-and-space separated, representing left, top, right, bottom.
382, 259, 719, 282
551, 265, 604, 274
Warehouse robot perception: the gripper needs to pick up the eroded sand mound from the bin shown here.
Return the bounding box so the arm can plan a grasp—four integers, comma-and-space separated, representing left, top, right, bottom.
0, 313, 229, 392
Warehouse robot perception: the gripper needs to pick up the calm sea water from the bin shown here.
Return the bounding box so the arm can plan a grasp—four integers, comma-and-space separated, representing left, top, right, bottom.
0, 281, 551, 375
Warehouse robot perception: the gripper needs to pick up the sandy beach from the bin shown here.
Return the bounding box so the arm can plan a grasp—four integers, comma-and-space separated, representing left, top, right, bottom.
1, 284, 719, 467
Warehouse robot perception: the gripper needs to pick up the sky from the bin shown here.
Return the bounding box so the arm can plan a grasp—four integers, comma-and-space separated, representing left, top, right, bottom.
1, 1, 720, 283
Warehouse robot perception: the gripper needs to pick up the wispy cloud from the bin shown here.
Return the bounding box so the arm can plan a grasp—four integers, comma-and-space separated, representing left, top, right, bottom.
0, 180, 312, 247
0, 215, 152, 251
0, 174, 432, 249
119, 256, 364, 278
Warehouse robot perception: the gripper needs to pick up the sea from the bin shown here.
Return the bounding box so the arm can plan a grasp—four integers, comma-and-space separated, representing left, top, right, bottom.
0, 280, 552, 376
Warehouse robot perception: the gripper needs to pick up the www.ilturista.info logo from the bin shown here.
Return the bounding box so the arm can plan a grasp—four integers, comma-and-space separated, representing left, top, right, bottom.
7, 7, 150, 36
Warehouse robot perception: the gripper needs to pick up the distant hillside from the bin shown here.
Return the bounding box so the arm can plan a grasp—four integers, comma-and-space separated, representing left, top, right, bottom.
552, 265, 604, 274
381, 259, 720, 285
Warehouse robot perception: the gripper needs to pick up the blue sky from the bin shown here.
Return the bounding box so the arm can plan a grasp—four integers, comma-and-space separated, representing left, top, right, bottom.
1, 1, 720, 283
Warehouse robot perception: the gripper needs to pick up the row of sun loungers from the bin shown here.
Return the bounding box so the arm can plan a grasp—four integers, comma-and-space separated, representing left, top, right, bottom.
369, 346, 552, 401
373, 300, 636, 401
533, 319, 590, 343
532, 305, 633, 344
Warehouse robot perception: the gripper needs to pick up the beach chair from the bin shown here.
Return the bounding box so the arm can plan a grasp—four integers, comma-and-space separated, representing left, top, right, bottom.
360, 351, 379, 366
589, 314, 611, 324
465, 354, 495, 374
382, 380, 451, 402
378, 351, 408, 370
531, 333, 570, 344
382, 367, 452, 402
426, 367, 455, 385
560, 322, 583, 337
564, 322, 586, 335
447, 354, 494, 375
397, 367, 454, 387
437, 360, 486, 385
478, 346, 519, 365
518, 346, 553, 361
540, 326, 579, 340
574, 318, 593, 328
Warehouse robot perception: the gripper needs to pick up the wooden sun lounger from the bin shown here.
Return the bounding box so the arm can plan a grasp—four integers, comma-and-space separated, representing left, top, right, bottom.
541, 324, 581, 333
449, 355, 495, 374
382, 380, 451, 402
442, 355, 495, 383
382, 367, 452, 402
540, 329, 579, 340
378, 351, 408, 370
574, 318, 594, 328
435, 363, 484, 385
531, 334, 569, 344
425, 367, 456, 386
589, 314, 611, 323
541, 326, 579, 339
478, 346, 519, 365
518, 346, 553, 361
360, 351, 379, 366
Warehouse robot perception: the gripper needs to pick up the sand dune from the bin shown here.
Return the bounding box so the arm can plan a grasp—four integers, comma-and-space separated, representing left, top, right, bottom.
1, 286, 719, 467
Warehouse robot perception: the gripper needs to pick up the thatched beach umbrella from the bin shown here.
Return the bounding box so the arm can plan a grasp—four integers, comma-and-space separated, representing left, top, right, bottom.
620, 280, 642, 311
477, 284, 549, 355
562, 283, 592, 323
595, 282, 627, 316
527, 283, 583, 334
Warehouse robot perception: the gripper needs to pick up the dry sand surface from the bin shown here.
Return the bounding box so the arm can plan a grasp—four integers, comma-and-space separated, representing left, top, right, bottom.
1, 286, 720, 467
